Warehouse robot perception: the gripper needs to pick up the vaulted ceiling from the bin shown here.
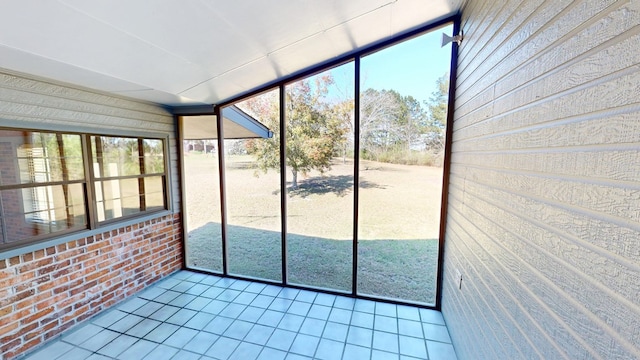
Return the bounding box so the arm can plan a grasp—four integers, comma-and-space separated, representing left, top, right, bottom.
0, 0, 464, 107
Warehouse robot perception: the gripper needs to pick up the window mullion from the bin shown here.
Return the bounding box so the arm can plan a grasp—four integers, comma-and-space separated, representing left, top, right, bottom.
55, 133, 73, 229
138, 138, 146, 212
82, 135, 98, 230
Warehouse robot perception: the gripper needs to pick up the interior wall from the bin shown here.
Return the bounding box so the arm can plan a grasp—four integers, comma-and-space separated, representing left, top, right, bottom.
441, 1, 640, 359
0, 70, 183, 359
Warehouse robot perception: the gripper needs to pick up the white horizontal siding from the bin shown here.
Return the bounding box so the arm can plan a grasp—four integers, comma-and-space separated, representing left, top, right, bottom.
442, 1, 640, 359
0, 69, 180, 211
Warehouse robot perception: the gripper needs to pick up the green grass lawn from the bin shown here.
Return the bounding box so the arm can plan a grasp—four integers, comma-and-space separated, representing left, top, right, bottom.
183, 152, 442, 304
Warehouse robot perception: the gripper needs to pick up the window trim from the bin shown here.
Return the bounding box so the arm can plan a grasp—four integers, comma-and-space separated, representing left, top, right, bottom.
0, 126, 173, 255
88, 135, 168, 225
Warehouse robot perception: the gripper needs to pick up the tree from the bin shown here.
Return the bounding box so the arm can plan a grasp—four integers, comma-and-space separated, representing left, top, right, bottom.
358, 88, 430, 161
424, 73, 449, 152
241, 74, 347, 189
358, 88, 401, 158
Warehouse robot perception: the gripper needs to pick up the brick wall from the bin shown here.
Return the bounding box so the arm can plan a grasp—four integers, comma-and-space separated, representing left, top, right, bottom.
0, 213, 182, 359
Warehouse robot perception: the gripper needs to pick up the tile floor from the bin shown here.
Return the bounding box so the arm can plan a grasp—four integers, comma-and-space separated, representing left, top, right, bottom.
22, 271, 457, 360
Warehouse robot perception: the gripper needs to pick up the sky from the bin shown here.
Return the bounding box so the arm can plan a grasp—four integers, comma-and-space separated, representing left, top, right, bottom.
361, 24, 453, 103
327, 24, 453, 105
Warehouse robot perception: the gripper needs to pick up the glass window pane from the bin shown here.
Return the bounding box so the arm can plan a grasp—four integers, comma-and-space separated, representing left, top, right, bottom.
95, 178, 141, 221
183, 137, 223, 273
1, 184, 86, 243
143, 176, 165, 210
143, 139, 165, 174
285, 63, 355, 292
357, 28, 450, 305
60, 134, 85, 180
223, 90, 282, 281
0, 130, 84, 185
91, 136, 141, 178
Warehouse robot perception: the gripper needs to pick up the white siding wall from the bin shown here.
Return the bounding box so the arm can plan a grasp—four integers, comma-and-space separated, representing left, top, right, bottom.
0, 70, 180, 210
441, 1, 640, 359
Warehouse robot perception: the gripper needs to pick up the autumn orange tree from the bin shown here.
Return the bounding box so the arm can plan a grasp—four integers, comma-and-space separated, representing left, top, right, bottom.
240, 74, 348, 189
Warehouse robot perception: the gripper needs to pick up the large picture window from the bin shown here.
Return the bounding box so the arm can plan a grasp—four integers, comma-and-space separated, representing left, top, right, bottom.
0, 129, 168, 251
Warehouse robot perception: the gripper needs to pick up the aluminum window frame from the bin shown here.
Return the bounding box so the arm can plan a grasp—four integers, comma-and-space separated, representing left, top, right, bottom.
180, 15, 460, 310
0, 126, 171, 253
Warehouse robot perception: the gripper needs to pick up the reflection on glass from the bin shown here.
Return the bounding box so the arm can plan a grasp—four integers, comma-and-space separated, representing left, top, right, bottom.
144, 176, 165, 210
90, 135, 167, 222
183, 138, 223, 272
0, 129, 87, 246
95, 178, 141, 220
143, 139, 165, 174
2, 184, 86, 242
357, 29, 449, 305
91, 136, 141, 178
223, 92, 282, 281
6, 131, 84, 184
285, 63, 355, 292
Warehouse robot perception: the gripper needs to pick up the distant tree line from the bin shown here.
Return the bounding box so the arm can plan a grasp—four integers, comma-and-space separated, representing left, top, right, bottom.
214, 72, 449, 188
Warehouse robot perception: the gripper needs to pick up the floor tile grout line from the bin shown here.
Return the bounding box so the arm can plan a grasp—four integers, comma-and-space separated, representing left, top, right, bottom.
25, 270, 456, 360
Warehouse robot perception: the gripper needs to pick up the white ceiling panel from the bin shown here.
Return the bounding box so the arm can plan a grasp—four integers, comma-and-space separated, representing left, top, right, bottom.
389, 0, 457, 34
0, 0, 465, 107
60, 0, 265, 77
0, 1, 212, 94
179, 77, 243, 106
0, 45, 147, 93
199, 57, 287, 102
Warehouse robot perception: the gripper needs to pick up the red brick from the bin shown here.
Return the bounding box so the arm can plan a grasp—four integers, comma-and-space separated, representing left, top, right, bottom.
54, 247, 85, 262
0, 269, 13, 282
16, 291, 51, 311
19, 322, 39, 340
85, 268, 109, 283
0, 321, 19, 337
20, 306, 53, 326
33, 249, 45, 260
69, 280, 97, 296
8, 256, 21, 267
43, 320, 73, 340
0, 289, 35, 308
37, 259, 70, 276
52, 278, 83, 295
0, 271, 35, 289
39, 307, 67, 326
37, 275, 69, 293
51, 263, 82, 280
57, 293, 85, 312
21, 252, 34, 263
12, 336, 42, 355
0, 336, 21, 353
